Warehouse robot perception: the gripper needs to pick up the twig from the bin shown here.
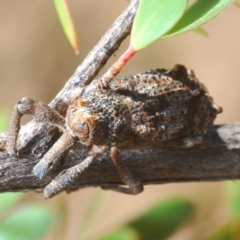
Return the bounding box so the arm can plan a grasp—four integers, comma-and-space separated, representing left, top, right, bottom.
0, 123, 239, 193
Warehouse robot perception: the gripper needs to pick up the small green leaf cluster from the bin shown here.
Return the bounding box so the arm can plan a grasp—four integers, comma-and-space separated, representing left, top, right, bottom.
88, 182, 240, 240
131, 0, 233, 51
0, 110, 8, 133
53, 0, 234, 55
0, 193, 54, 240
93, 199, 194, 240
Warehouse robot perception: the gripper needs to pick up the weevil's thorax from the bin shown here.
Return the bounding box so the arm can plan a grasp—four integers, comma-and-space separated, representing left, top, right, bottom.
66, 88, 133, 147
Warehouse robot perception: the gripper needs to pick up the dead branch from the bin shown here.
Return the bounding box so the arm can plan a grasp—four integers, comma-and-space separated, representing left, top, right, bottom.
1, 0, 239, 195
0, 123, 240, 193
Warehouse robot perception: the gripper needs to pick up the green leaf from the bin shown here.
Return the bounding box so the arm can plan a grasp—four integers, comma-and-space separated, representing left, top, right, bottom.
53, 0, 79, 54
0, 193, 23, 215
95, 227, 138, 240
193, 26, 208, 36
164, 0, 233, 37
0, 205, 54, 240
0, 110, 9, 132
94, 199, 194, 240
127, 199, 194, 240
131, 0, 188, 50
226, 181, 240, 220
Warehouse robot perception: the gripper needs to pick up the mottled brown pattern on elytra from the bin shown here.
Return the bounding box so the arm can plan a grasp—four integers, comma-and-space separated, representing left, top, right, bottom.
80, 64, 221, 149
1, 64, 222, 198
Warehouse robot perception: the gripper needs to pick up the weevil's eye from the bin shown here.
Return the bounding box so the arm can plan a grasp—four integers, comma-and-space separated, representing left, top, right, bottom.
77, 122, 90, 143
71, 134, 79, 141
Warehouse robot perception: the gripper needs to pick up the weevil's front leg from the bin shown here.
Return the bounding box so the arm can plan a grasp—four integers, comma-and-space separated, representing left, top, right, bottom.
102, 146, 143, 195
43, 145, 104, 198
5, 97, 66, 156
33, 130, 78, 180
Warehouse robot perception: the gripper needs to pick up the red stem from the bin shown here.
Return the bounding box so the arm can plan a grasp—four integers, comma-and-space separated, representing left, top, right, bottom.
98, 45, 137, 88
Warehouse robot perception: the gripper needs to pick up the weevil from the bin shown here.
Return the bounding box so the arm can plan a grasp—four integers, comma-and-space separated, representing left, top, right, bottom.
0, 64, 222, 198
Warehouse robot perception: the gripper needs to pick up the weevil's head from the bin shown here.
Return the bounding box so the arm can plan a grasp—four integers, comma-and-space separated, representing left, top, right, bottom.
66, 99, 97, 146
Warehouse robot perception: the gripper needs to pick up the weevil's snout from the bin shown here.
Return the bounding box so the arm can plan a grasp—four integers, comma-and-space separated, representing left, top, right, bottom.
66, 105, 97, 146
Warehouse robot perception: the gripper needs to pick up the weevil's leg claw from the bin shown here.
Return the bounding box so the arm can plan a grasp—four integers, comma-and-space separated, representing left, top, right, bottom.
43, 155, 95, 198
101, 183, 143, 195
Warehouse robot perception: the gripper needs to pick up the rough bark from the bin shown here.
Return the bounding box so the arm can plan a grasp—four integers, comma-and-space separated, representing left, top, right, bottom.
0, 123, 240, 194
1, 0, 239, 195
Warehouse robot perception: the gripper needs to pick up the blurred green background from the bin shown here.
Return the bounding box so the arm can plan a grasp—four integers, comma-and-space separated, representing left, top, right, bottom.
0, 1, 240, 239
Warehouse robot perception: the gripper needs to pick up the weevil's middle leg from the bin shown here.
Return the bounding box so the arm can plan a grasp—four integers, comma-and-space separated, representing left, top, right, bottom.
43, 155, 94, 199
43, 145, 104, 198
6, 97, 66, 156
102, 147, 143, 195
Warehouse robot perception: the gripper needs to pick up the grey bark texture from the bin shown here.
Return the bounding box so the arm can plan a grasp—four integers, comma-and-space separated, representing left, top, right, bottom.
0, 0, 239, 195
0, 123, 240, 193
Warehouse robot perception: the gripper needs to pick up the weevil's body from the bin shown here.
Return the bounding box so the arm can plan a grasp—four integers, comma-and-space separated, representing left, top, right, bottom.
68, 65, 221, 151
0, 65, 222, 198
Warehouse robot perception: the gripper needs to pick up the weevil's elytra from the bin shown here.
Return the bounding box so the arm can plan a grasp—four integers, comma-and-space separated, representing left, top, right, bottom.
0, 64, 222, 198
